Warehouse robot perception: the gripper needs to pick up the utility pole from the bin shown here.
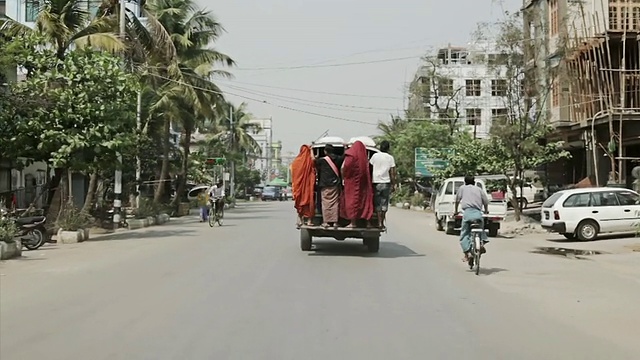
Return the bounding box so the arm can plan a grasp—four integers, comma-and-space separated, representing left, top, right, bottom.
135, 91, 142, 208
113, 0, 126, 229
229, 105, 235, 203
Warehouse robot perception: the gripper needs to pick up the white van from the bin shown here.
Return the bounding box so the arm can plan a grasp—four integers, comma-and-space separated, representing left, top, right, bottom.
433, 177, 508, 237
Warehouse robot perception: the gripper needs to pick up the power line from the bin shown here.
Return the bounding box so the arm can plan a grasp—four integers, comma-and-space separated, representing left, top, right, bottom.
234, 55, 421, 71
147, 73, 380, 126
216, 78, 402, 99
220, 83, 400, 112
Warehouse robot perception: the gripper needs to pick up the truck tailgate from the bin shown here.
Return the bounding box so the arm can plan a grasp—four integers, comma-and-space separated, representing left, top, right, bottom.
487, 201, 507, 220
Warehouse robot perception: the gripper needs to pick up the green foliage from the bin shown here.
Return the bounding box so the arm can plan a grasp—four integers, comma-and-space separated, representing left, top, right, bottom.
0, 36, 139, 170
57, 205, 93, 231
235, 166, 262, 193
376, 120, 452, 180
429, 133, 498, 184
390, 185, 411, 204
0, 218, 19, 242
409, 192, 426, 207
134, 198, 162, 219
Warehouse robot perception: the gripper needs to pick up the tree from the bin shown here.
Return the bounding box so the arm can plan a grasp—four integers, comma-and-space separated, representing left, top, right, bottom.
412, 56, 464, 135
0, 0, 123, 61
429, 133, 498, 184
376, 119, 452, 181
473, 10, 570, 220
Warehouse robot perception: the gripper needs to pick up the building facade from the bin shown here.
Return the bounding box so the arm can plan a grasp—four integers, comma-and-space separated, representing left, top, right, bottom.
523, 0, 640, 188
247, 118, 273, 181
407, 44, 513, 139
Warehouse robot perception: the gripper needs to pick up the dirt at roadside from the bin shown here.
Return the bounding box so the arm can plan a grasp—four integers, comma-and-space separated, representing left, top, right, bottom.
499, 216, 547, 237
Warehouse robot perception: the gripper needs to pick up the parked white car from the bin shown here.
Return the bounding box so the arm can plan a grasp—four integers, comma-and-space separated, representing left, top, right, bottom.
540, 187, 640, 241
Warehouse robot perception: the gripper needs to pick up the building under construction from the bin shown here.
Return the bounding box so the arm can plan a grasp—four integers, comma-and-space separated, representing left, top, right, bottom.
523, 0, 640, 188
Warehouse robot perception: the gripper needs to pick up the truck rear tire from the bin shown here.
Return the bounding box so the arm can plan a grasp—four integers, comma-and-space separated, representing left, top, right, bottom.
300, 229, 312, 251
364, 236, 380, 253
445, 217, 455, 235
436, 215, 444, 231
488, 225, 499, 238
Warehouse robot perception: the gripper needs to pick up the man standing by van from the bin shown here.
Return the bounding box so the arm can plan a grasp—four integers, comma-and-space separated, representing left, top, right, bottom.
370, 140, 396, 230
454, 175, 489, 262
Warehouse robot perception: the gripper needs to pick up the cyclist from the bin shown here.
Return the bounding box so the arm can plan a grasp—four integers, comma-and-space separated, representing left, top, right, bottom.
208, 180, 226, 217
454, 175, 489, 263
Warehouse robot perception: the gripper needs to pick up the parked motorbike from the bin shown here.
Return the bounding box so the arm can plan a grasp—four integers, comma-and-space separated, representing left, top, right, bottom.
1, 209, 48, 250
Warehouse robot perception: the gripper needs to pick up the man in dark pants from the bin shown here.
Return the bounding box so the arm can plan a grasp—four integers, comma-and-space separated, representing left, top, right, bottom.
454, 175, 489, 262
369, 140, 396, 230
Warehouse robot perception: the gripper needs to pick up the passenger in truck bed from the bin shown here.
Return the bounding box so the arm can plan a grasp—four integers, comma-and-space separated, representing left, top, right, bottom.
340, 141, 374, 228
314, 144, 344, 228
291, 144, 316, 228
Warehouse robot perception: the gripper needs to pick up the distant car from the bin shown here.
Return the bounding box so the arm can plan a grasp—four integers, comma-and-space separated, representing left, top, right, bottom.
540, 187, 640, 241
261, 186, 281, 201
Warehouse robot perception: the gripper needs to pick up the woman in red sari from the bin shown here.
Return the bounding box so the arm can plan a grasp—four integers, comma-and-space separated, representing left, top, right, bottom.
340, 141, 374, 228
291, 145, 316, 228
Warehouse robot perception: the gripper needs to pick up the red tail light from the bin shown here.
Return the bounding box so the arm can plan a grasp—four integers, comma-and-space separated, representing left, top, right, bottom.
554, 210, 560, 220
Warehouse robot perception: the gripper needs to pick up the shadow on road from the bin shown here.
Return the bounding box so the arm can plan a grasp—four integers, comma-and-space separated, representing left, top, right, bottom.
308, 241, 424, 258
89, 229, 198, 242
545, 232, 637, 243
476, 267, 508, 276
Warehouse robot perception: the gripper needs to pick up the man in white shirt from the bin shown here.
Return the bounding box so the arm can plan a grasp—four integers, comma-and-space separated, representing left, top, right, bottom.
369, 140, 396, 229
208, 180, 226, 215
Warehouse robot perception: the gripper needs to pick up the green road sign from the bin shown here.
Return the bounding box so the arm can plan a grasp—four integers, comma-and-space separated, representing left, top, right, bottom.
206, 157, 226, 165
414, 148, 452, 177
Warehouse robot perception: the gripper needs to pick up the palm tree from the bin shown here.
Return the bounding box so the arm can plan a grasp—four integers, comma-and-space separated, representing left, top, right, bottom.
142, 0, 234, 204
0, 0, 124, 61
216, 102, 262, 160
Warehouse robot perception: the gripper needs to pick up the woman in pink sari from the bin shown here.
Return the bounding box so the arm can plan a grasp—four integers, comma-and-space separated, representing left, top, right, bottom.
340, 141, 374, 228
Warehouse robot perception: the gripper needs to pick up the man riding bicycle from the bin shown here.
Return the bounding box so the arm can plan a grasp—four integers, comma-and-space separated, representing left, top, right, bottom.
454, 175, 489, 263
208, 180, 225, 216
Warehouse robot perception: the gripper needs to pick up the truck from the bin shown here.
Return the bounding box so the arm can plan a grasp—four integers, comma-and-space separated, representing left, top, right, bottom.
433, 176, 508, 237
298, 136, 384, 253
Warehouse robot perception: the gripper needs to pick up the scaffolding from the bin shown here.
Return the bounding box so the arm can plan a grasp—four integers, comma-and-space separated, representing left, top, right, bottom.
563, 0, 640, 185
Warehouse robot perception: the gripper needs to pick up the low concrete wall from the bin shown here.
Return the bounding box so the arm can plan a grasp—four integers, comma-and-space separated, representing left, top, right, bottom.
0, 239, 22, 260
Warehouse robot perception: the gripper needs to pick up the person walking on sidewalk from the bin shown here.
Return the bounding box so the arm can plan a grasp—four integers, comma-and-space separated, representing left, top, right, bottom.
369, 140, 396, 230
454, 175, 489, 262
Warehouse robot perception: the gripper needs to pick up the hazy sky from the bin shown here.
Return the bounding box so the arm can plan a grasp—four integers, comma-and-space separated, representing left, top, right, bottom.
199, 0, 522, 153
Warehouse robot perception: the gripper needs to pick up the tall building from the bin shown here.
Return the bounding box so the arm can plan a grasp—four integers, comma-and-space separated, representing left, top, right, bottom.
523, 0, 640, 187
407, 44, 513, 139
247, 118, 273, 181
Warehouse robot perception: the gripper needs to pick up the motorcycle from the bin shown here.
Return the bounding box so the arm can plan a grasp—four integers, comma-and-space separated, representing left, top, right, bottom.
1, 209, 48, 250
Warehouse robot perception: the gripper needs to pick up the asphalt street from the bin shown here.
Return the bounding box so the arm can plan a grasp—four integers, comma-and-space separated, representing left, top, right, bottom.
1, 201, 638, 359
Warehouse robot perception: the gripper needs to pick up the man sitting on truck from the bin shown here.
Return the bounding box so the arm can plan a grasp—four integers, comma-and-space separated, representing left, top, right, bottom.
454, 175, 489, 262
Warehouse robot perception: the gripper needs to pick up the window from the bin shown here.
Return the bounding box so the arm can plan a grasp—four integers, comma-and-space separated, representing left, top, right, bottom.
591, 191, 620, 207
552, 79, 559, 107
0, 1, 5, 16
549, 0, 558, 36
466, 108, 482, 125
487, 53, 508, 65
25, 0, 42, 22
491, 108, 508, 122
438, 78, 454, 97
563, 193, 591, 207
465, 79, 481, 96
87, 0, 102, 17
491, 80, 507, 96
438, 108, 455, 119
615, 191, 640, 206
454, 181, 464, 194
542, 191, 564, 208
444, 182, 453, 195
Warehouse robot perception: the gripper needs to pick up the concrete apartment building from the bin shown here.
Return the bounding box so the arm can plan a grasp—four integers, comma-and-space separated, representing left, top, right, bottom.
407, 44, 513, 139
247, 118, 274, 181
523, 0, 640, 188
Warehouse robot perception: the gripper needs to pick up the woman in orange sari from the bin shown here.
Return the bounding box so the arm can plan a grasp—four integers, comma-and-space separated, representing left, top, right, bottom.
291, 145, 316, 228
340, 141, 374, 228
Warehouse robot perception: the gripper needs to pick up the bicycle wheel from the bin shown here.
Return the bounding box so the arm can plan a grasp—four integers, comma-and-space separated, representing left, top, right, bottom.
474, 234, 481, 275
208, 206, 216, 227
217, 206, 224, 226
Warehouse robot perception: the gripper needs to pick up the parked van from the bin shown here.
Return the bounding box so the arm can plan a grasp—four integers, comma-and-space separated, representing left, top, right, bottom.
433, 176, 508, 237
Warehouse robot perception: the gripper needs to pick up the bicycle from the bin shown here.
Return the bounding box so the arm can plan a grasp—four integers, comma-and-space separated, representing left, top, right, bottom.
468, 219, 485, 275
208, 199, 224, 227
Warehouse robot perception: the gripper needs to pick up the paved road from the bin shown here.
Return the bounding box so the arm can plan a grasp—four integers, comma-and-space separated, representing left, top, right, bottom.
1, 202, 638, 359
